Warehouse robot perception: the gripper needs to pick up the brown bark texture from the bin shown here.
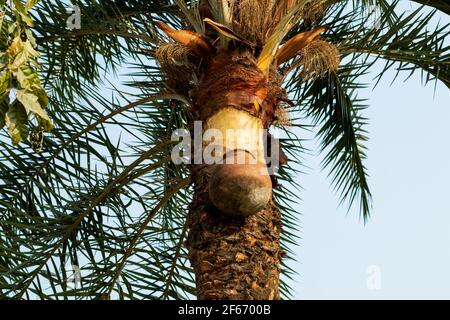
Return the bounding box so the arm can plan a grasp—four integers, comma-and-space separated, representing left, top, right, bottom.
186, 167, 282, 300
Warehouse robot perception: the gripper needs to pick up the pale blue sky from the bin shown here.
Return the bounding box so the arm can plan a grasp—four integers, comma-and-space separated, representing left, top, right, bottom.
290, 70, 450, 299
289, 6, 450, 297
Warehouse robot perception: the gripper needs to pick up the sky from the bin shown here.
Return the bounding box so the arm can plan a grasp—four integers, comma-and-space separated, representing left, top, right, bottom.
288, 3, 450, 298
291, 70, 450, 300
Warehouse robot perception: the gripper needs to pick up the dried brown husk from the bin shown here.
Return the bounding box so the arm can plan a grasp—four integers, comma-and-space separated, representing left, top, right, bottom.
274, 104, 291, 126
155, 43, 199, 94
298, 39, 340, 81
232, 0, 276, 47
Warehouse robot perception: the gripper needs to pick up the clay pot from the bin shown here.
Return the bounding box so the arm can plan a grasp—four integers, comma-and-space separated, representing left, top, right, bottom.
208, 151, 272, 217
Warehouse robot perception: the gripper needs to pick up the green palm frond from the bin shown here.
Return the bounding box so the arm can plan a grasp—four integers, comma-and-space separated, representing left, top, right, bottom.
283, 0, 449, 220
289, 61, 372, 220
33, 1, 152, 103
338, 4, 450, 88
0, 84, 196, 298
412, 0, 450, 15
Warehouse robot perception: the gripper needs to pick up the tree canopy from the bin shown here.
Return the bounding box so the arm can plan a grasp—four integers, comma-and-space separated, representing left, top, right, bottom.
0, 0, 448, 299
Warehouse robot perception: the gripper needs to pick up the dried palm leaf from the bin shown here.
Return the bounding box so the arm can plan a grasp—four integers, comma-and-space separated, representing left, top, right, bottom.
276, 26, 329, 65
204, 17, 249, 45
207, 0, 235, 47
155, 21, 213, 56
273, 0, 296, 24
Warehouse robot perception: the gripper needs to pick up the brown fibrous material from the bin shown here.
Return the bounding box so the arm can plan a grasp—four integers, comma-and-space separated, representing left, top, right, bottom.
232, 0, 327, 47
155, 43, 199, 94
299, 39, 340, 81
300, 1, 326, 25
232, 0, 275, 46
274, 105, 291, 126
268, 66, 291, 126
195, 50, 283, 128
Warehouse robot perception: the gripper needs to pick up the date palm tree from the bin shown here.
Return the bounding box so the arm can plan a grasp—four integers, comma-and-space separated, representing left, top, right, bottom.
0, 0, 448, 299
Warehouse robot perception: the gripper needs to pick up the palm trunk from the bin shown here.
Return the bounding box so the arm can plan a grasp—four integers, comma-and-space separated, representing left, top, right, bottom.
185, 50, 283, 300
186, 167, 281, 300
155, 1, 334, 300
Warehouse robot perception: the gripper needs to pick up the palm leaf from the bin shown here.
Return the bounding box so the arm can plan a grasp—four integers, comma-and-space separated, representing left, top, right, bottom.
412, 0, 450, 15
